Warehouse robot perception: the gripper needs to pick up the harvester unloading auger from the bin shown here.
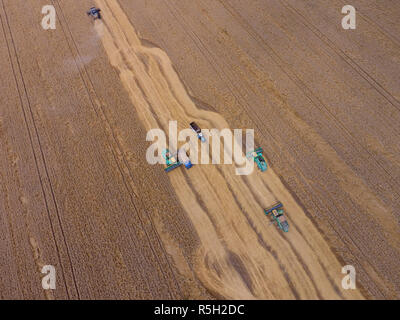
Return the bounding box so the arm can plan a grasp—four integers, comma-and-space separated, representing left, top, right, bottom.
162, 149, 193, 173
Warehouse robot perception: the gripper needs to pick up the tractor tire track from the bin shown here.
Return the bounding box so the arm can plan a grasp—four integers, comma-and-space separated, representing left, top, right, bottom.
51, 0, 183, 298
217, 0, 400, 193
0, 0, 75, 299
280, 0, 400, 109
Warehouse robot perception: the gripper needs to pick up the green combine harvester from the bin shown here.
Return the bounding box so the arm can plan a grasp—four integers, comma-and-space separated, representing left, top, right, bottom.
162, 148, 192, 173
264, 202, 289, 232
162, 149, 182, 172
246, 147, 268, 172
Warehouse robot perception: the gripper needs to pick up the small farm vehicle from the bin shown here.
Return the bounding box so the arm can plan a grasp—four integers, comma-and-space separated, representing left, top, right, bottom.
87, 7, 101, 20
190, 122, 206, 143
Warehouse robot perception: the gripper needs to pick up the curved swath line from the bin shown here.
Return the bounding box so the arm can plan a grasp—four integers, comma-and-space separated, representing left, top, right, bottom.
127, 45, 274, 295
105, 45, 204, 295
0, 0, 72, 299
103, 3, 191, 128
52, 0, 183, 298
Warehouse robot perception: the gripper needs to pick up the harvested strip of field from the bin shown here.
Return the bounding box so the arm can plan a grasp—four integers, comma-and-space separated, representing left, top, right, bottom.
94, 0, 364, 299
0, 0, 398, 299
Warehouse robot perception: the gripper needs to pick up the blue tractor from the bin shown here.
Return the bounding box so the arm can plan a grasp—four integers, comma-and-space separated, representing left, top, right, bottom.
87, 7, 101, 20
190, 122, 206, 143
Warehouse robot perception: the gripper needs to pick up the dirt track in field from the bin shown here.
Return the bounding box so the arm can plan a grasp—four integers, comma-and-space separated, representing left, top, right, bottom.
0, 0, 398, 299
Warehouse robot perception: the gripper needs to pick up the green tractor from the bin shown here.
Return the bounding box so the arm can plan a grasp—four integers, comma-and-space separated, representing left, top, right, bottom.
246, 147, 267, 172
264, 202, 289, 232
162, 149, 182, 172
162, 148, 193, 172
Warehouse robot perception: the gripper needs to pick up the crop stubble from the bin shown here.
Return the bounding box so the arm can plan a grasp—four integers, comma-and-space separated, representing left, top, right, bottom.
0, 0, 398, 299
